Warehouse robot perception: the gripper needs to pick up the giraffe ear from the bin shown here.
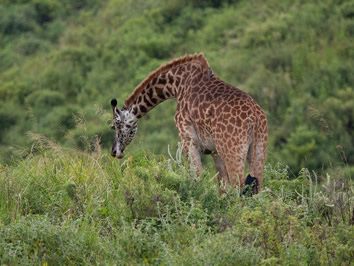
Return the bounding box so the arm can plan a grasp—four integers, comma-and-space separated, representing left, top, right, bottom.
111, 99, 121, 117
111, 98, 117, 109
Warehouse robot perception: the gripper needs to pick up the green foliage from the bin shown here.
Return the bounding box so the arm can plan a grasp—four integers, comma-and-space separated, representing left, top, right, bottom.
0, 143, 352, 264
0, 216, 102, 264
263, 163, 309, 201
0, 104, 18, 139
0, 0, 353, 190
0, 4, 38, 35
0, 3, 352, 262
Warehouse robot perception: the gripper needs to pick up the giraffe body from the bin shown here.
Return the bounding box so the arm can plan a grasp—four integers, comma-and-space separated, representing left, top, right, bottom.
110, 54, 268, 194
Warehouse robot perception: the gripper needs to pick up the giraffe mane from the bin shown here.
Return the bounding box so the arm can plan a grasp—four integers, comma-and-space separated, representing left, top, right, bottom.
125, 53, 210, 107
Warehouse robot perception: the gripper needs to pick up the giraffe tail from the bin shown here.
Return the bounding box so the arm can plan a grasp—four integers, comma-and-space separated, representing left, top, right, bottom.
244, 118, 267, 195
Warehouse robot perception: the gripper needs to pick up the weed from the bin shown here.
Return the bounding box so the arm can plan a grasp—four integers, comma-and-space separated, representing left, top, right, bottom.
0, 141, 353, 264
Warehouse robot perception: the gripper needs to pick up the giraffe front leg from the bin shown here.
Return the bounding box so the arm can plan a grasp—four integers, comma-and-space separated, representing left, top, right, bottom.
175, 112, 203, 178
212, 154, 228, 195
182, 138, 203, 177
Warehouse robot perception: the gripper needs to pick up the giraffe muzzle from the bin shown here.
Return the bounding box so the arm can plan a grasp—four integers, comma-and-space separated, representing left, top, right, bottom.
111, 149, 125, 159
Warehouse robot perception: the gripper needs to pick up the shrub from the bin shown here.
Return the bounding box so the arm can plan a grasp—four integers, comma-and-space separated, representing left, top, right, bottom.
0, 144, 352, 264
0, 216, 102, 264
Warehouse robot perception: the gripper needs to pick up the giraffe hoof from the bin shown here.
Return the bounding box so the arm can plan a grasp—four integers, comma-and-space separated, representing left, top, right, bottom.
242, 174, 259, 196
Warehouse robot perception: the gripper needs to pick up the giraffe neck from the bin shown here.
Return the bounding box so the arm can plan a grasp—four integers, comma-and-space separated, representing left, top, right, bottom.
126, 62, 208, 119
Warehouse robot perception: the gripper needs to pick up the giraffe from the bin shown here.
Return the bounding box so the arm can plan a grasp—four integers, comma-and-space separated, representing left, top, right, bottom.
110, 53, 268, 195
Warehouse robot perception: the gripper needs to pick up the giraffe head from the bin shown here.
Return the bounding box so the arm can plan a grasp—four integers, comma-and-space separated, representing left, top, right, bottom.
110, 99, 138, 159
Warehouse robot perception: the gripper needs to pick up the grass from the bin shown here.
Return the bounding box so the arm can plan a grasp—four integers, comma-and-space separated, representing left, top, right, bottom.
0, 137, 353, 265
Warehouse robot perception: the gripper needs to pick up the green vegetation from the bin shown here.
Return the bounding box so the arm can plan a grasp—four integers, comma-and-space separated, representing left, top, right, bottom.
0, 139, 353, 264
0, 0, 353, 175
0, 0, 353, 264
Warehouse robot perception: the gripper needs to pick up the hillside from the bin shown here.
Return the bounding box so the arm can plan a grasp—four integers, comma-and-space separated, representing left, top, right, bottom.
0, 143, 353, 264
0, 0, 353, 175
0, 1, 353, 263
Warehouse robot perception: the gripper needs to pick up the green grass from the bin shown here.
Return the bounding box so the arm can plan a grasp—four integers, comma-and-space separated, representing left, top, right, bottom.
0, 138, 353, 265
1, 1, 353, 264
1, 0, 353, 175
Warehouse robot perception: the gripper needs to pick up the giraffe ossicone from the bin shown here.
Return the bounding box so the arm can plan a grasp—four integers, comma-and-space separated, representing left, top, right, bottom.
110, 53, 268, 195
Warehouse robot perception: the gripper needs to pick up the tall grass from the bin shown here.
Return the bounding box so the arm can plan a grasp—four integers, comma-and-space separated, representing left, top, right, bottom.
0, 135, 353, 264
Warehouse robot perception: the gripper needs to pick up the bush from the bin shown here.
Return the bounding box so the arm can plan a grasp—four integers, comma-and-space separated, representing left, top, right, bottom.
0, 105, 18, 140
0, 143, 352, 264
0, 216, 102, 264
0, 4, 38, 35
263, 163, 309, 201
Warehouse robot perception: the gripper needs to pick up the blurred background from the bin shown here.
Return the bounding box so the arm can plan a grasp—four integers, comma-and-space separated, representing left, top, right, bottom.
0, 0, 353, 176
